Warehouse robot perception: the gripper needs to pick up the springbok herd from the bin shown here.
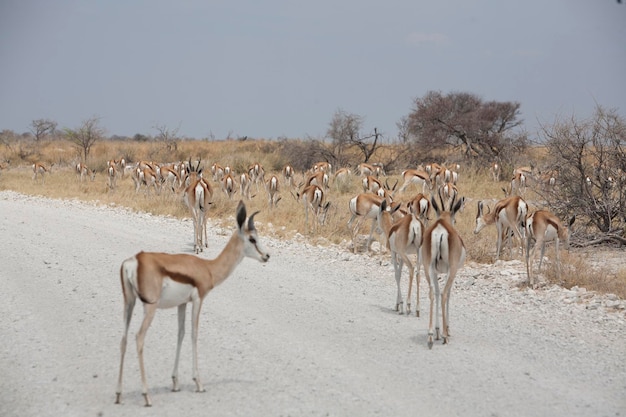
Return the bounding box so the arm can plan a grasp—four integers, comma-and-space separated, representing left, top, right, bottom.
28, 158, 575, 406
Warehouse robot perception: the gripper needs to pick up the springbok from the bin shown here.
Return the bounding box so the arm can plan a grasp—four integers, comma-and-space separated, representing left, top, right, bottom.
406, 193, 431, 226
312, 161, 332, 174
239, 172, 252, 200
211, 163, 225, 182
158, 165, 182, 193
76, 163, 96, 182
362, 175, 383, 194
32, 162, 49, 184
135, 167, 161, 195
107, 165, 118, 189
422, 194, 466, 348
296, 184, 330, 233
347, 193, 391, 253
265, 175, 281, 208
115, 201, 270, 406
489, 162, 501, 182
282, 164, 295, 189
397, 169, 432, 195
333, 167, 351, 190
377, 199, 425, 316
438, 182, 458, 211
474, 196, 528, 260
510, 172, 527, 196
248, 163, 265, 192
221, 173, 237, 200
184, 163, 213, 253
305, 171, 330, 190
525, 210, 575, 288
357, 162, 375, 177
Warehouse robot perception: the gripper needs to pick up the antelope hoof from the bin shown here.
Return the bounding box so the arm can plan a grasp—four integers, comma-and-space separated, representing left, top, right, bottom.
143, 393, 152, 407
193, 378, 206, 393
115, 393, 121, 404
435, 327, 440, 340
427, 334, 434, 350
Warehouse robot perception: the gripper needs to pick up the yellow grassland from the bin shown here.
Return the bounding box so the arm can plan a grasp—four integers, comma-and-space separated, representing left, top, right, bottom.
1, 139, 624, 298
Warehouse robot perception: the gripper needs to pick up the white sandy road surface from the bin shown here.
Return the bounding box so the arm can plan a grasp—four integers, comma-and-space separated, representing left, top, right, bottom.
0, 190, 625, 417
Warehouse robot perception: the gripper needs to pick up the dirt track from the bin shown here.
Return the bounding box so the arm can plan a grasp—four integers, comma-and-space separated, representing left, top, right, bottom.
1, 190, 624, 417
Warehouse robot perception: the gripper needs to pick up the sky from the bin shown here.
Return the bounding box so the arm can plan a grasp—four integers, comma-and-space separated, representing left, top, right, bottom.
0, 0, 624, 141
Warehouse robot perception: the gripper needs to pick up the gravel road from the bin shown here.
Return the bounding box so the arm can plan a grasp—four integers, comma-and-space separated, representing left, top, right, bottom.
1, 190, 624, 417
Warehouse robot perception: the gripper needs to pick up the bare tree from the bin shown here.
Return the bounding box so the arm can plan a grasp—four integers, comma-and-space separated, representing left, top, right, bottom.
153, 123, 180, 151
538, 106, 626, 244
65, 116, 105, 162
406, 91, 527, 162
326, 109, 382, 165
30, 119, 57, 142
0, 129, 18, 153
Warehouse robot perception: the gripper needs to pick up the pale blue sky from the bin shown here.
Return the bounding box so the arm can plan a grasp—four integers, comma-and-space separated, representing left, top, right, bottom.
1, 0, 624, 141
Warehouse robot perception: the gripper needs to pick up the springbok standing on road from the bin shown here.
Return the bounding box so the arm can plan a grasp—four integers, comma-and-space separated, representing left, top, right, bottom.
525, 210, 575, 288
115, 201, 270, 406
422, 193, 466, 349
347, 193, 392, 253
377, 199, 425, 316
183, 160, 213, 253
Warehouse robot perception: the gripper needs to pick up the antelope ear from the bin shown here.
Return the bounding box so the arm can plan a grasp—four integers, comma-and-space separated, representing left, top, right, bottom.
236, 200, 247, 229
569, 215, 576, 227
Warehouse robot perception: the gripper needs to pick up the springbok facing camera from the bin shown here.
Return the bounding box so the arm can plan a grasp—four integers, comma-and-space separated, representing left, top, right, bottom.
115, 201, 270, 407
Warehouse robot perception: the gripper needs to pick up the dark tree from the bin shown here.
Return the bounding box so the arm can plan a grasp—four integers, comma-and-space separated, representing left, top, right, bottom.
133, 133, 150, 142
406, 91, 527, 161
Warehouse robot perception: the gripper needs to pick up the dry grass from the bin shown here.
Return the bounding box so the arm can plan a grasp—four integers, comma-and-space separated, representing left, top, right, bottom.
539, 251, 626, 299
2, 139, 624, 298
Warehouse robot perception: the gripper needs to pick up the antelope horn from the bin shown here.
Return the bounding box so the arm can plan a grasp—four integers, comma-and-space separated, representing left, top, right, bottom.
248, 210, 260, 231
